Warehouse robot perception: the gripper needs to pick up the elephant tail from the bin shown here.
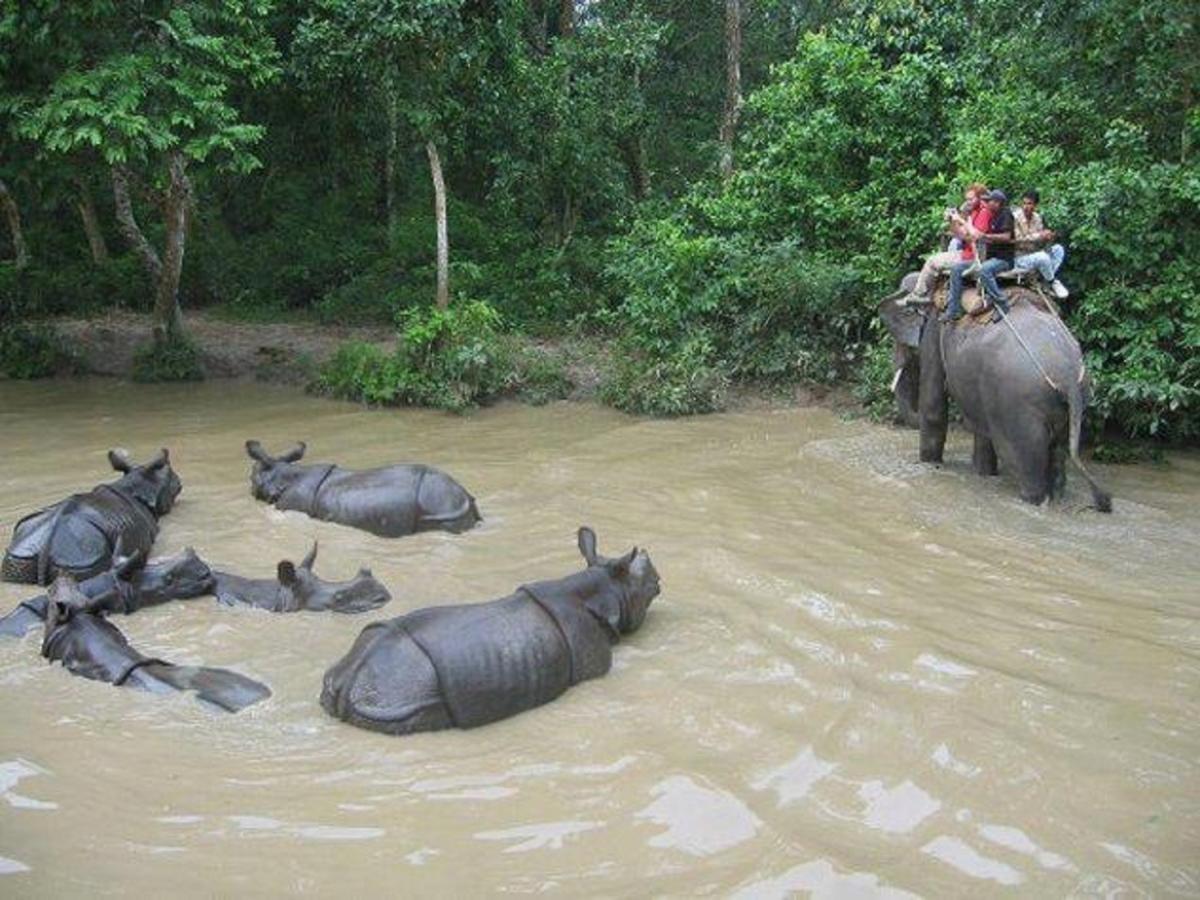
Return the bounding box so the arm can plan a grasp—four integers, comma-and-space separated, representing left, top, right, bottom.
1067, 373, 1112, 513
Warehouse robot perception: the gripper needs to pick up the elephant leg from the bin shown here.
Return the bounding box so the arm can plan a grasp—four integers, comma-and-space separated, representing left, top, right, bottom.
972, 434, 999, 476
995, 423, 1051, 506
1048, 441, 1068, 499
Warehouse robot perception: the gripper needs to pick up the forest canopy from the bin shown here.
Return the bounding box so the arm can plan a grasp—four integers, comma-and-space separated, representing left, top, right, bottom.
1, 0, 1197, 438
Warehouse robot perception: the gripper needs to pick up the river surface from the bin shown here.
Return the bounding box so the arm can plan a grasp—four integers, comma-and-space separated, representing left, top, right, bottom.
0, 380, 1197, 897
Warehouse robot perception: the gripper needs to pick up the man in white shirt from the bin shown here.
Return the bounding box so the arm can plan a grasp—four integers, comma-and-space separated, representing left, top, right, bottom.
1014, 189, 1069, 299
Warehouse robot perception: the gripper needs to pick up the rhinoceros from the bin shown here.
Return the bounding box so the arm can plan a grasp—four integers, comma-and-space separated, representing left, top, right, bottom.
2, 448, 182, 585
0, 545, 214, 639
212, 542, 390, 613
321, 527, 661, 736
244, 441, 480, 538
41, 576, 270, 713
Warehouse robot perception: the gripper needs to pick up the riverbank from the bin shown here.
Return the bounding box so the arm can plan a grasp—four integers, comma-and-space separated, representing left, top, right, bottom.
37, 310, 862, 414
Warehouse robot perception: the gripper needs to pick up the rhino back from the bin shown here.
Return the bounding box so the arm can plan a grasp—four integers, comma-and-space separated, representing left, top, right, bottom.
321, 621, 453, 734
43, 613, 147, 685
313, 466, 422, 536
401, 594, 572, 729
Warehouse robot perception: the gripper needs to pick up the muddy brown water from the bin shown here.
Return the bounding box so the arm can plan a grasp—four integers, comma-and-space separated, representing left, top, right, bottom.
1, 380, 1197, 897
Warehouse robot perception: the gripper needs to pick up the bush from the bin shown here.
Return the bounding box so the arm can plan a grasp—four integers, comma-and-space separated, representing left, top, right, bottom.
131, 335, 205, 383
317, 300, 516, 412
508, 343, 574, 405
0, 322, 74, 378
852, 332, 899, 421
600, 335, 728, 416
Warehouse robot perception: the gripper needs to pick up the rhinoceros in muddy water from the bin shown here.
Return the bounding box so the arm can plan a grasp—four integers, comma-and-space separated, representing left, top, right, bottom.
0, 545, 214, 639
212, 542, 390, 613
2, 448, 182, 585
321, 527, 661, 736
244, 441, 480, 538
41, 576, 270, 713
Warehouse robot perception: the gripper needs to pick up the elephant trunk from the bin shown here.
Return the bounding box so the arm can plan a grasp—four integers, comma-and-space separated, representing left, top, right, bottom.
1067, 376, 1112, 513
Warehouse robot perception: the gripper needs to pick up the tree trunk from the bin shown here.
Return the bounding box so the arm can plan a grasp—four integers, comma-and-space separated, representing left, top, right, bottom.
620, 134, 651, 201
75, 180, 109, 264
111, 165, 162, 282
559, 0, 574, 37
153, 151, 191, 340
718, 0, 743, 182
385, 85, 399, 245
0, 178, 30, 270
426, 140, 450, 309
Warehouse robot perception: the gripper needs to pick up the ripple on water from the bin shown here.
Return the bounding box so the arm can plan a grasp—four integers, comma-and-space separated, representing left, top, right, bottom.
634, 775, 761, 857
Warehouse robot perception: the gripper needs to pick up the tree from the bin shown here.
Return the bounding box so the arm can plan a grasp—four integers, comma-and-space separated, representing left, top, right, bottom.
718, 0, 743, 181
7, 1, 279, 340
0, 177, 29, 269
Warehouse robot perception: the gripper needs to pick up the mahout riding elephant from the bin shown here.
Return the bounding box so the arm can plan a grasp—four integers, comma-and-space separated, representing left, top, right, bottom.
41, 576, 270, 713
321, 526, 661, 736
244, 441, 480, 538
0, 545, 214, 639
212, 542, 390, 613
878, 279, 1111, 510
3, 448, 182, 585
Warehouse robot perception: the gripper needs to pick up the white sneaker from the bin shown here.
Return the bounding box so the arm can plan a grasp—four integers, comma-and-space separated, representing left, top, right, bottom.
1050, 279, 1069, 299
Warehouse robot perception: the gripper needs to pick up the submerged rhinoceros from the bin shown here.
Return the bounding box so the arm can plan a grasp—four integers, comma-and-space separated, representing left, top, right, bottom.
321, 527, 661, 736
0, 545, 214, 639
2, 448, 182, 586
212, 542, 390, 613
245, 441, 480, 538
41, 576, 270, 713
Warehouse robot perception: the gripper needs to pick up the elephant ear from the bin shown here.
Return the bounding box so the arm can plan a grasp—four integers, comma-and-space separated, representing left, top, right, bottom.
877, 289, 926, 351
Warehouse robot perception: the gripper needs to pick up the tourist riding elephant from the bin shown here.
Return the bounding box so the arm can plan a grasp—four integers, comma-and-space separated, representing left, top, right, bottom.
321, 527, 661, 736
212, 542, 390, 613
3, 448, 182, 585
878, 281, 1111, 510
244, 441, 480, 538
0, 545, 214, 639
41, 576, 271, 713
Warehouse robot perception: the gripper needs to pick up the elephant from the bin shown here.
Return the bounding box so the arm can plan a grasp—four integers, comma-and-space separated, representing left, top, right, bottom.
244, 441, 480, 538
0, 545, 214, 639
878, 278, 1112, 510
212, 542, 390, 613
2, 448, 182, 585
321, 526, 661, 736
41, 576, 271, 713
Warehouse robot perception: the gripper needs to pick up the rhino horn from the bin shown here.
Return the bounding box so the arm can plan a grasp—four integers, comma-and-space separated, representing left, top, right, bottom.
606, 547, 637, 578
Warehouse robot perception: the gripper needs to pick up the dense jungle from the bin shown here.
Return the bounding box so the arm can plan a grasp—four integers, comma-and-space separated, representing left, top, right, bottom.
1, 0, 1197, 437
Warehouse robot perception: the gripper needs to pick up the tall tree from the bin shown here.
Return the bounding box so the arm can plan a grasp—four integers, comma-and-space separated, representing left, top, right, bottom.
0, 178, 29, 270
718, 0, 743, 181
8, 1, 279, 340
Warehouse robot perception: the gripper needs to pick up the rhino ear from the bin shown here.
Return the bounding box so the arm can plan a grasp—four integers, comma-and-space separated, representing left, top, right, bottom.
277, 561, 298, 586
146, 448, 170, 471
605, 547, 637, 578
108, 448, 133, 473
245, 440, 272, 464
300, 542, 318, 571
577, 526, 598, 566
278, 442, 307, 463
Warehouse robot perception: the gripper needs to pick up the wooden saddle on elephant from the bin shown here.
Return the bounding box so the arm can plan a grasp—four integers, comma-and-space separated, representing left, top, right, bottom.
930, 276, 1057, 326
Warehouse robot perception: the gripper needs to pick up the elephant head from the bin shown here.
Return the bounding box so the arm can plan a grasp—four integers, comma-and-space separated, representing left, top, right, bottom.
576, 526, 661, 635
876, 271, 925, 428
244, 440, 307, 502
108, 447, 182, 515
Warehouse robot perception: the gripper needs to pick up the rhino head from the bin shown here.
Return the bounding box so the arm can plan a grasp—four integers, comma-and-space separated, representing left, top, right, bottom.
244, 440, 307, 503
277, 543, 390, 613
129, 547, 215, 608
108, 447, 182, 515
576, 526, 661, 635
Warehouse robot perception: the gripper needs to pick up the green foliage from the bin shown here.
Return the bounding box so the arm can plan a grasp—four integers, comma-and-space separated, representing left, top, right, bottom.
0, 256, 149, 318
508, 344, 573, 405
852, 332, 899, 422
600, 335, 728, 417
317, 300, 514, 412
0, 322, 73, 378
131, 335, 205, 383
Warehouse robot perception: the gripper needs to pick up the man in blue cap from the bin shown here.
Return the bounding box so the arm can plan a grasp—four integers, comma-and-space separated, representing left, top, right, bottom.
941, 189, 1016, 323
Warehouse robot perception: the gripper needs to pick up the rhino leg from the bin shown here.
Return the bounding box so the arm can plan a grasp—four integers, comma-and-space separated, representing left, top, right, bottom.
0, 598, 49, 638
415, 472, 480, 534
129, 663, 272, 713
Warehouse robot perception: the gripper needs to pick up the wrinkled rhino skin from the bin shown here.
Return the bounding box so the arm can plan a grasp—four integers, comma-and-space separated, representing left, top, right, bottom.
321, 527, 660, 736
212, 542, 390, 613
245, 440, 479, 538
41, 577, 270, 713
0, 548, 215, 639
3, 448, 182, 585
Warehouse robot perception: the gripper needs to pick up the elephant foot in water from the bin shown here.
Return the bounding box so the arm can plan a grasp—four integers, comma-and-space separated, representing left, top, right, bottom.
973, 435, 999, 476
41, 576, 270, 713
